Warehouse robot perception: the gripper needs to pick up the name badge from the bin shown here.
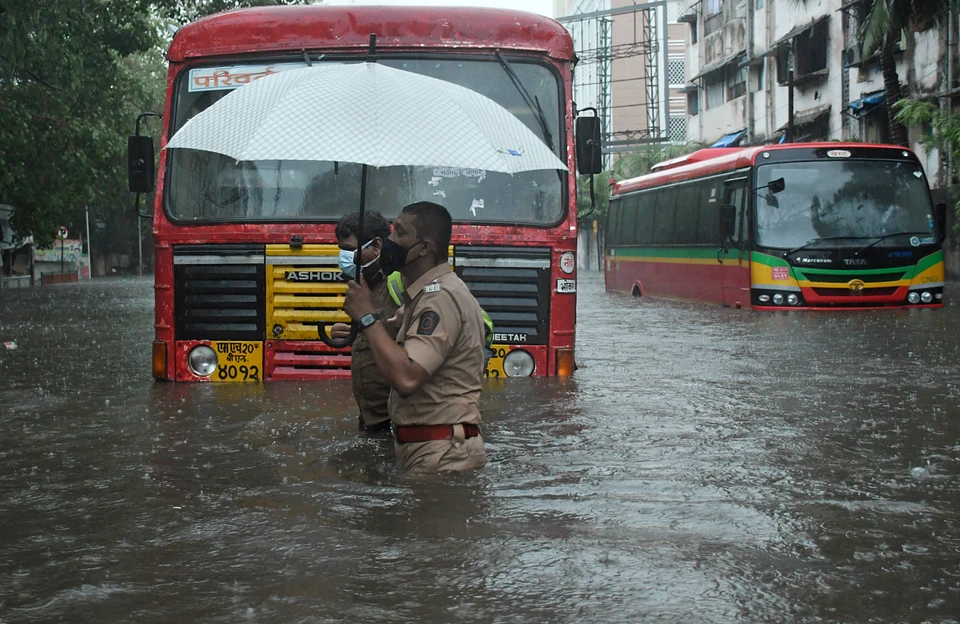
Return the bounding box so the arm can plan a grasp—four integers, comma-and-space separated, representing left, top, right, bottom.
424, 283, 441, 293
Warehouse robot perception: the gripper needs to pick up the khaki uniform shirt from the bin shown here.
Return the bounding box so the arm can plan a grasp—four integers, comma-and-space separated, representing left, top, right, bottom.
388, 263, 485, 427
351, 272, 400, 428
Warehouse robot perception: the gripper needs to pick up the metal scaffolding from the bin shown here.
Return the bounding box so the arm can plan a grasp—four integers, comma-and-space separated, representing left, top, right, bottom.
559, 2, 670, 155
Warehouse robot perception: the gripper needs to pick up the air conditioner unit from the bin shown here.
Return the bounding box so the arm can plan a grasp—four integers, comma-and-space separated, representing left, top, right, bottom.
844, 46, 863, 67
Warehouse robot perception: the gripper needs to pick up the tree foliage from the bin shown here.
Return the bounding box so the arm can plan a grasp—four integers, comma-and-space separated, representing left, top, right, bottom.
895, 98, 960, 216
855, 0, 959, 146
0, 0, 307, 254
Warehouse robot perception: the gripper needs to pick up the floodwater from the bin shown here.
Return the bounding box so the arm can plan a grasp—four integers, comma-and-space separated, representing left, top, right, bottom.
1, 274, 959, 623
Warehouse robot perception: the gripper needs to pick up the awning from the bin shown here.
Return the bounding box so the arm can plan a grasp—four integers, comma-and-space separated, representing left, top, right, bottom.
677, 83, 698, 94
776, 104, 831, 131
710, 129, 746, 148
848, 92, 885, 114
691, 51, 746, 81
773, 15, 829, 48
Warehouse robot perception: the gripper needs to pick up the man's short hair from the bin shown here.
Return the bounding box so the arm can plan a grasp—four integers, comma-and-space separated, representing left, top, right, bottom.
402, 201, 452, 262
335, 210, 391, 246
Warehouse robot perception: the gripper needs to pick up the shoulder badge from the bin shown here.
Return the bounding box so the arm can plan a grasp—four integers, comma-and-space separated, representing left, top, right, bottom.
417, 311, 440, 336
424, 283, 441, 293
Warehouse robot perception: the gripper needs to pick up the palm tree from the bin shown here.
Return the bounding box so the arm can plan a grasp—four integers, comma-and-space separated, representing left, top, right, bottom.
858, 0, 958, 146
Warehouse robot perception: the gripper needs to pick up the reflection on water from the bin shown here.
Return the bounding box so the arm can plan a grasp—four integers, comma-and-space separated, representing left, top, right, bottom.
1, 276, 959, 622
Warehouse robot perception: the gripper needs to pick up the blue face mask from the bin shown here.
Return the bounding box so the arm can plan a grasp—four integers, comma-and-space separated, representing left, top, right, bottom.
338, 240, 378, 280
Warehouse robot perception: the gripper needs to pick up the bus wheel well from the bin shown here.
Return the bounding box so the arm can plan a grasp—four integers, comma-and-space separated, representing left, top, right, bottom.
631, 284, 643, 298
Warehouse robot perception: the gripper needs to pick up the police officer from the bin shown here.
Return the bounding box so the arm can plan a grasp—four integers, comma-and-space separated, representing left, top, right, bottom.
342, 201, 486, 472
330, 211, 399, 433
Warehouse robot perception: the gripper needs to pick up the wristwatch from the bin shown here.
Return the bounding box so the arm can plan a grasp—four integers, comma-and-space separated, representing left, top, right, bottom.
358, 312, 380, 330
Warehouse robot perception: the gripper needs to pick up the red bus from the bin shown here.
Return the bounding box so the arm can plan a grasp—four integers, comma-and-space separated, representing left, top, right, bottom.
131, 6, 592, 382
605, 143, 947, 309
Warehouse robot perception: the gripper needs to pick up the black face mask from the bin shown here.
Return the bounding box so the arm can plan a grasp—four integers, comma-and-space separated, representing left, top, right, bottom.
380, 238, 424, 274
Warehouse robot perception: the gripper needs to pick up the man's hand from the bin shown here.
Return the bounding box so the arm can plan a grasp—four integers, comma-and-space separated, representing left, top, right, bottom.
330, 323, 353, 341
386, 306, 405, 329
343, 273, 376, 321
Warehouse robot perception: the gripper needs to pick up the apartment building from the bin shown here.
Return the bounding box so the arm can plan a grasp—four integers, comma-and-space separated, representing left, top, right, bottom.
680, 0, 957, 190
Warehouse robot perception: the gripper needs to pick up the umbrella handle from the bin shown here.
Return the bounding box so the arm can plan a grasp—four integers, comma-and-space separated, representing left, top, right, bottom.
317, 321, 357, 349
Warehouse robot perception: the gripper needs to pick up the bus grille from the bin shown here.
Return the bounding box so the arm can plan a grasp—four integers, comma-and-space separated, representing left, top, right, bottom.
454, 246, 551, 345
265, 244, 350, 342
173, 244, 265, 341
800, 270, 909, 283
811, 286, 899, 297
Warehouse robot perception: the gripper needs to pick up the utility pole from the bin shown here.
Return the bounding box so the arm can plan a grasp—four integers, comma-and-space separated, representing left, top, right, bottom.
137, 214, 143, 277
786, 70, 795, 142
85, 208, 92, 279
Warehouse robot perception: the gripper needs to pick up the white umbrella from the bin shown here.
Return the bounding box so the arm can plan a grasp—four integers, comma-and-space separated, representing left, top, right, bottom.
164, 62, 567, 174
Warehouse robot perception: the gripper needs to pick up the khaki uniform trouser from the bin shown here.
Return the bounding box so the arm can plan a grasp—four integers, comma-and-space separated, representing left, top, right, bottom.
393, 434, 486, 473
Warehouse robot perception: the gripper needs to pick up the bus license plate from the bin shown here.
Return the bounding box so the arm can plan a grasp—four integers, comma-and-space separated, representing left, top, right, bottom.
211, 341, 263, 382
484, 345, 508, 380
556, 279, 576, 293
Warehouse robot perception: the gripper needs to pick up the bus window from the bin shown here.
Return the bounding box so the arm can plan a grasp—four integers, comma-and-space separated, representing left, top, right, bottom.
697, 179, 723, 244
607, 200, 622, 247
620, 195, 639, 246
674, 183, 699, 244
635, 191, 655, 244
653, 187, 678, 244
723, 183, 746, 244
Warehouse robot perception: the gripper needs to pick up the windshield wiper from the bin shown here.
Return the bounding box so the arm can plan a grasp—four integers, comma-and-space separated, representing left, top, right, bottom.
853, 231, 933, 255
495, 51, 555, 152
783, 236, 875, 257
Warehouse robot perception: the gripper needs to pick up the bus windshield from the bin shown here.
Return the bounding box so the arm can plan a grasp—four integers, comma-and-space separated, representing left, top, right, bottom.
755, 160, 935, 249
166, 58, 563, 226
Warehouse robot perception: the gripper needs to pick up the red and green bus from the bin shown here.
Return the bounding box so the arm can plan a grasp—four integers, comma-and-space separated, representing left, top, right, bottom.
130, 5, 598, 382
605, 143, 947, 310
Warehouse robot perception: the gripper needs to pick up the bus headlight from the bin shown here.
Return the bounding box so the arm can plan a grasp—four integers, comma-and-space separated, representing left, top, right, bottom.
907, 292, 921, 304
187, 345, 218, 377
787, 294, 799, 306
758, 294, 770, 303
503, 349, 535, 377
920, 291, 933, 303
772, 293, 784, 305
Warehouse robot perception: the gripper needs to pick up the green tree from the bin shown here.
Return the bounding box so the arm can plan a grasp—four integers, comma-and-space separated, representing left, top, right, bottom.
856, 0, 958, 146
895, 98, 960, 217
0, 0, 308, 252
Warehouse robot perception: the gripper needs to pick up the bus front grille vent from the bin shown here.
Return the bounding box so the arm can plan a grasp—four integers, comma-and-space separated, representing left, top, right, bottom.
173, 244, 265, 341
454, 246, 551, 346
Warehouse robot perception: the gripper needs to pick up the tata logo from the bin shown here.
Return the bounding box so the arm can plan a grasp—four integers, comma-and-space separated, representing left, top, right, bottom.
799, 257, 832, 264
843, 258, 868, 266
494, 332, 528, 343
285, 270, 344, 282
848, 279, 866, 293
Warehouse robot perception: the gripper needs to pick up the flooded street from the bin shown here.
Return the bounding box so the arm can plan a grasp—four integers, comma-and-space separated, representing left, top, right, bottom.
1, 273, 959, 623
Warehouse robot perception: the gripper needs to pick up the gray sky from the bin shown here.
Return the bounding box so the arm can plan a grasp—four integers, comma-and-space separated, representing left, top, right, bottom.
323, 0, 555, 19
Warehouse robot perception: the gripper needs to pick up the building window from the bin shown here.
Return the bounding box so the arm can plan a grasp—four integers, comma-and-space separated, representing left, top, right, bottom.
705, 74, 724, 109
688, 90, 700, 116
669, 117, 687, 141
726, 65, 746, 101
795, 20, 828, 76
668, 58, 686, 86
705, 0, 722, 15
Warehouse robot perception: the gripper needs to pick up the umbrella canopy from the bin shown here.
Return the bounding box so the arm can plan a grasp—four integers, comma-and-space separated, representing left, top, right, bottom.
165, 62, 567, 174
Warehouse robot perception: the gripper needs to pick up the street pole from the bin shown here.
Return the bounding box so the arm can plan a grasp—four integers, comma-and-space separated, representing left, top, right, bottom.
787, 70, 795, 143
60, 237, 64, 275
85, 208, 92, 279
137, 213, 143, 277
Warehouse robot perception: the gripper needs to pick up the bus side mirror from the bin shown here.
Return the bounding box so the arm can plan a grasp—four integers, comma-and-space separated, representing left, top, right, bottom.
575, 116, 602, 175
934, 202, 947, 244
128, 135, 155, 193
719, 204, 737, 240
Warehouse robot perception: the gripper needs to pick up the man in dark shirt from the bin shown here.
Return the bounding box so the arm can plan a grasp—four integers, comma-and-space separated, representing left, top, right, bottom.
330, 211, 400, 432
